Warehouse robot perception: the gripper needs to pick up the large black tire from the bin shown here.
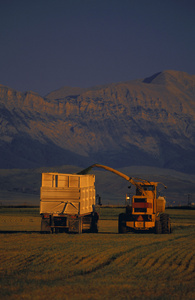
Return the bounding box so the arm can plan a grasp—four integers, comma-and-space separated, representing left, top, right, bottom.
155, 220, 162, 234
41, 219, 51, 233
55, 228, 59, 234
90, 212, 99, 233
118, 213, 127, 233
78, 217, 83, 234
160, 213, 171, 234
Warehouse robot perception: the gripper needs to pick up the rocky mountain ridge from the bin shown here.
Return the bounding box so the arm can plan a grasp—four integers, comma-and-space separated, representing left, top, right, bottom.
0, 70, 194, 173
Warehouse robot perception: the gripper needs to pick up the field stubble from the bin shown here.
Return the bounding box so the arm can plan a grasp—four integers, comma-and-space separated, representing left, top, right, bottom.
0, 208, 194, 300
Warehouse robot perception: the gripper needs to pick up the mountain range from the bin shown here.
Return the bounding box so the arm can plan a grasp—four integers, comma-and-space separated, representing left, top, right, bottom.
0, 70, 195, 174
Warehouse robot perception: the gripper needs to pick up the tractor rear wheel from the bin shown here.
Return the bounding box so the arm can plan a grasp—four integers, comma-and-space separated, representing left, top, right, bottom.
155, 220, 162, 234
160, 213, 171, 234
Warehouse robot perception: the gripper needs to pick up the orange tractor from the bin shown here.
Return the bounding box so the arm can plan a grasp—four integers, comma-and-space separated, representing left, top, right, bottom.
78, 164, 171, 234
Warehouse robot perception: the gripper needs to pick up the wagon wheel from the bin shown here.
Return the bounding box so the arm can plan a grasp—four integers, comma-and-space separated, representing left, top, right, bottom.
118, 213, 127, 233
90, 212, 99, 233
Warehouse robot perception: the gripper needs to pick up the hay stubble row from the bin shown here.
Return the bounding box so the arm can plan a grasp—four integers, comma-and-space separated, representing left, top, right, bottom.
0, 208, 194, 299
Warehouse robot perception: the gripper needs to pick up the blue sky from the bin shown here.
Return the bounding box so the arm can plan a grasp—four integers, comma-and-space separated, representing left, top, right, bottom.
0, 0, 194, 95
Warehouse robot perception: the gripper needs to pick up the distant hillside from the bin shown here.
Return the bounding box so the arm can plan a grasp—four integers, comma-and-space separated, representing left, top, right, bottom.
0, 70, 194, 173
0, 165, 195, 206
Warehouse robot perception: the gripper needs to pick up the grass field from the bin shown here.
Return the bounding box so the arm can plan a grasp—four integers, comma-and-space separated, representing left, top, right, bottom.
0, 207, 195, 299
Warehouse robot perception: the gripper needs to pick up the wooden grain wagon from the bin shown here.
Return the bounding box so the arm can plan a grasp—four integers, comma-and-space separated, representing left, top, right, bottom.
40, 173, 98, 233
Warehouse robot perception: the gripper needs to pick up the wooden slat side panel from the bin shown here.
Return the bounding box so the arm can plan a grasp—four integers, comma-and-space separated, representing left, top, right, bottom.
40, 201, 79, 214
69, 176, 79, 188
42, 173, 95, 188
80, 175, 95, 188
80, 187, 95, 215
40, 187, 80, 200
58, 175, 69, 188
42, 174, 53, 187
40, 201, 65, 214
40, 173, 96, 215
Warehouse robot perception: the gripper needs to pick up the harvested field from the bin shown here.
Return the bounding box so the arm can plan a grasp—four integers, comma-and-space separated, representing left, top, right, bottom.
0, 207, 195, 299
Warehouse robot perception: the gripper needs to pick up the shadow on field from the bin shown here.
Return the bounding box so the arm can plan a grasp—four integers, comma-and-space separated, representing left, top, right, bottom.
0, 231, 41, 234
0, 231, 120, 234
0, 229, 175, 234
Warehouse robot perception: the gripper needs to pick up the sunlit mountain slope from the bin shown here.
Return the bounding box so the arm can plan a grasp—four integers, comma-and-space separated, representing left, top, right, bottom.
0, 70, 194, 173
